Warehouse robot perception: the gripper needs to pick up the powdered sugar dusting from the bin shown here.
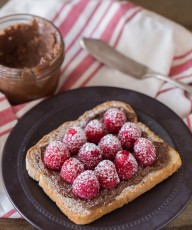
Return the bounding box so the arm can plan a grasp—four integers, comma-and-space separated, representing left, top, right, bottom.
44, 140, 69, 170
80, 142, 100, 153
116, 151, 138, 170
115, 151, 138, 180
78, 143, 102, 170
104, 108, 127, 133
72, 170, 100, 200
120, 122, 141, 139
118, 122, 141, 149
100, 134, 120, 146
127, 152, 138, 171
134, 137, 156, 166
60, 158, 84, 183
60, 196, 90, 214
65, 158, 83, 171
63, 126, 86, 154
48, 140, 68, 153
98, 134, 122, 160
85, 119, 106, 144
95, 160, 120, 189
85, 119, 105, 134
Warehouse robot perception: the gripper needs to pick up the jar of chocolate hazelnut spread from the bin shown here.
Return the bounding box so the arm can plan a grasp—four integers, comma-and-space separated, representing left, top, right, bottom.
0, 14, 64, 104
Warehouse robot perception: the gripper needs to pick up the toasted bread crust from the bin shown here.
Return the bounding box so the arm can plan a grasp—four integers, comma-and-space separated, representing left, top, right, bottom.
26, 101, 182, 225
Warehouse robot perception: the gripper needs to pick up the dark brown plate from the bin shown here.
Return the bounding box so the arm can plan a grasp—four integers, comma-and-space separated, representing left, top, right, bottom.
2, 86, 192, 230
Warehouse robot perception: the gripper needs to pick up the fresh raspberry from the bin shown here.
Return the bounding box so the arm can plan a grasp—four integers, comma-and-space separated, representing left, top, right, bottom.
118, 122, 141, 150
134, 137, 156, 166
44, 140, 70, 170
72, 170, 100, 200
95, 160, 120, 189
85, 119, 106, 144
63, 127, 87, 154
78, 143, 102, 170
115, 150, 138, 180
98, 134, 122, 160
104, 108, 127, 133
60, 158, 84, 183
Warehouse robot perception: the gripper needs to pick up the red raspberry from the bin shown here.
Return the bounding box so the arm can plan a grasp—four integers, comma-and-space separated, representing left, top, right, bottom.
85, 119, 106, 144
104, 108, 127, 133
72, 170, 100, 200
115, 150, 138, 180
118, 122, 141, 150
134, 137, 156, 166
44, 141, 70, 170
95, 160, 120, 189
63, 127, 86, 154
78, 143, 102, 170
98, 134, 122, 160
60, 158, 84, 183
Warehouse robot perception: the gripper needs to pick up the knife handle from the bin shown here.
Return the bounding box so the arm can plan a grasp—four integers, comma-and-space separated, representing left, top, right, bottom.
145, 73, 192, 94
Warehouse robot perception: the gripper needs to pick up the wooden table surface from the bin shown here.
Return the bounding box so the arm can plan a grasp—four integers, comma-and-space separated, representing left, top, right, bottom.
0, 0, 192, 229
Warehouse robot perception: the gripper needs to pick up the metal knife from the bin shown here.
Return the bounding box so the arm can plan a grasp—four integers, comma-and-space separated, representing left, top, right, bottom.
80, 37, 192, 94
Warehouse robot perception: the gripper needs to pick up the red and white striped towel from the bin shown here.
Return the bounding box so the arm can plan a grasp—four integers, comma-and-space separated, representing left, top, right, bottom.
0, 0, 192, 218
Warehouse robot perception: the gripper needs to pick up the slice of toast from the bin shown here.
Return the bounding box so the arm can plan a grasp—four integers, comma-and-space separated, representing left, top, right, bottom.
26, 101, 182, 225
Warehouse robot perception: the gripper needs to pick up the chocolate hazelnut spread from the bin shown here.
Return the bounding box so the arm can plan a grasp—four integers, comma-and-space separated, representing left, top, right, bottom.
38, 136, 169, 211
0, 15, 64, 104
0, 20, 58, 68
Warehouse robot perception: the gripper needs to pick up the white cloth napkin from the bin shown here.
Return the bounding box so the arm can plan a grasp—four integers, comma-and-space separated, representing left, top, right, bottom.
0, 0, 192, 218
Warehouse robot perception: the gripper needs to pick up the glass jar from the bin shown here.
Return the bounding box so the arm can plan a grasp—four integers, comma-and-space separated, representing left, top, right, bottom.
0, 14, 64, 104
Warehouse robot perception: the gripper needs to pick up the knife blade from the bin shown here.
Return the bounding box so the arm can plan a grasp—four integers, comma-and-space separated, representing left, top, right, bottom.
80, 37, 192, 94
80, 38, 150, 79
